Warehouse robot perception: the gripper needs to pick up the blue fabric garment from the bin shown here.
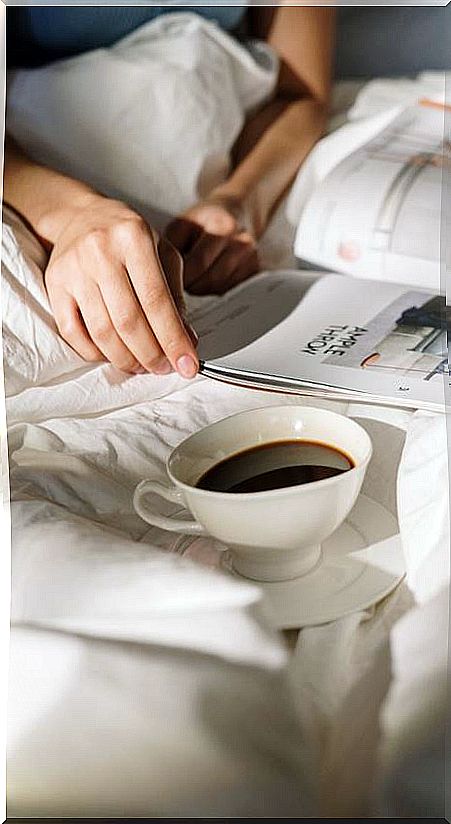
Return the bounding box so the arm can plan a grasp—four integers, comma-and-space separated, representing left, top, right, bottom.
7, 5, 247, 67
7, 6, 450, 76
335, 7, 451, 78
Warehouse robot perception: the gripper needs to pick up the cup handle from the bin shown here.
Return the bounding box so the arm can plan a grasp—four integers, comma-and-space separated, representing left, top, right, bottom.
133, 479, 207, 535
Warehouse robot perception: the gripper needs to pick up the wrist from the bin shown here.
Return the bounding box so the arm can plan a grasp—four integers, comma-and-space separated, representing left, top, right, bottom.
212, 99, 329, 239
207, 184, 260, 238
204, 186, 245, 217
211, 173, 282, 240
4, 137, 103, 247
35, 183, 100, 246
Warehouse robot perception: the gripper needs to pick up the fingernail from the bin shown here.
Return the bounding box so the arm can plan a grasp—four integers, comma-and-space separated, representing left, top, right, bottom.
153, 359, 172, 376
176, 354, 198, 379
133, 366, 147, 374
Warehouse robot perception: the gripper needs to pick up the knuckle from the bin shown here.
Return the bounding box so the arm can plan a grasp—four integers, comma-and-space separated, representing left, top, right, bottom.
84, 228, 109, 255
58, 317, 77, 341
161, 333, 184, 357
141, 351, 164, 371
45, 261, 70, 291
115, 309, 139, 336
115, 357, 138, 373
91, 319, 112, 342
85, 349, 102, 363
113, 215, 147, 246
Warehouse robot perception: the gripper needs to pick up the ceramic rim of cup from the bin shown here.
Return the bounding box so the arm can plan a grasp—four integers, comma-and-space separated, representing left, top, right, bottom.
167, 405, 373, 501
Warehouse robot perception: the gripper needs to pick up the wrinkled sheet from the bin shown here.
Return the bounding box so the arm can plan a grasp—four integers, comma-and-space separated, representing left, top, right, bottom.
4, 35, 450, 815
4, 206, 449, 819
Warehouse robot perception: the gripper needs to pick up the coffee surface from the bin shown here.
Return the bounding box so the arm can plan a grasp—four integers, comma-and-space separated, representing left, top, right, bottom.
196, 440, 354, 494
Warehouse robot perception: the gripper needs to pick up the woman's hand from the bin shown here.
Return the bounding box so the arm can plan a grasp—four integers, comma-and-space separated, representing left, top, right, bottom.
166, 195, 259, 295
43, 194, 199, 377
4, 138, 198, 376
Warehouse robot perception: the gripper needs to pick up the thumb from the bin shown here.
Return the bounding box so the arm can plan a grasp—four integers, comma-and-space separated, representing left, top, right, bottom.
157, 234, 185, 314
157, 235, 198, 345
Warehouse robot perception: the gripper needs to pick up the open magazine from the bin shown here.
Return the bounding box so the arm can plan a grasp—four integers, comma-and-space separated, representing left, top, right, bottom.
294, 101, 447, 292
189, 100, 449, 411
191, 270, 448, 412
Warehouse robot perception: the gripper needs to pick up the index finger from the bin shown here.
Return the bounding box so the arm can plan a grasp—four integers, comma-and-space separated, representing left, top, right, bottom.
124, 226, 199, 379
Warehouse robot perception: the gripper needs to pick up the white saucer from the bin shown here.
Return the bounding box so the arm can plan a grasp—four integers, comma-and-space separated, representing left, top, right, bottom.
149, 413, 407, 631
221, 493, 405, 629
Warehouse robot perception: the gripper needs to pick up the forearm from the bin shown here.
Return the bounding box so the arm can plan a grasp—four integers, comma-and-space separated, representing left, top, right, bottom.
215, 95, 327, 237
213, 5, 334, 238
3, 135, 98, 245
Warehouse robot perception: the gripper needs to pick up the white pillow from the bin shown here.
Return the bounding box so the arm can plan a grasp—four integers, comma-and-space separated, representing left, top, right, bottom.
6, 13, 277, 218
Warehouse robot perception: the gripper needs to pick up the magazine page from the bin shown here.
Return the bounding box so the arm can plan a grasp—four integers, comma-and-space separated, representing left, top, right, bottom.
294, 102, 446, 293
201, 274, 448, 411
191, 270, 320, 361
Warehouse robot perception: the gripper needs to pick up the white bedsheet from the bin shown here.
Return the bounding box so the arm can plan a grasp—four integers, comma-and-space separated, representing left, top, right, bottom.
4, 31, 450, 815
5, 207, 449, 819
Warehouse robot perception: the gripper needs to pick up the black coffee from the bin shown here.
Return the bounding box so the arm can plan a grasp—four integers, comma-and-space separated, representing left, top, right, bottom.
196, 440, 354, 494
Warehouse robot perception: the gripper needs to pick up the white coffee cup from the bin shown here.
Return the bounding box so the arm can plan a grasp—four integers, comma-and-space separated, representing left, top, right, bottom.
133, 405, 372, 582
